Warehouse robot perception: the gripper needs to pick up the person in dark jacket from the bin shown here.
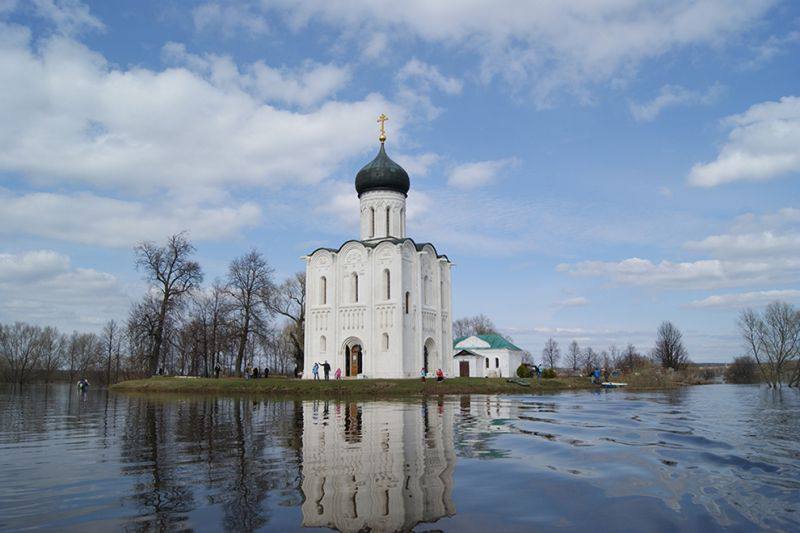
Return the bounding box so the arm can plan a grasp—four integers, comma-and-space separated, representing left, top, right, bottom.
322, 360, 331, 380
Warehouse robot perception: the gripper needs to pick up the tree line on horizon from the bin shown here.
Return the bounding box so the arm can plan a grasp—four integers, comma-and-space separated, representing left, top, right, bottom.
2, 236, 798, 386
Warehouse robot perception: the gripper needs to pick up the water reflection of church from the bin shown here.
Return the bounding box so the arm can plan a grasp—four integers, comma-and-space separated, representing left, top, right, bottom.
301, 400, 456, 532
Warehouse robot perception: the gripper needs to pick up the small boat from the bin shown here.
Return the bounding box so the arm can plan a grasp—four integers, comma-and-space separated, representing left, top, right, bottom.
601, 382, 627, 388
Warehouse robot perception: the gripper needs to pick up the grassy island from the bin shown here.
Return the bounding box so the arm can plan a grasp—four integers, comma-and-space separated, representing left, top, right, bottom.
110, 375, 605, 397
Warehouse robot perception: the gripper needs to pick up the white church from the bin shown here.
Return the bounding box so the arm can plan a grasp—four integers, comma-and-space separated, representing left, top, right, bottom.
302, 116, 453, 379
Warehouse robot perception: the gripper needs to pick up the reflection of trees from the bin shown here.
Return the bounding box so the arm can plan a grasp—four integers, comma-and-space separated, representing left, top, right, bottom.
118, 395, 304, 531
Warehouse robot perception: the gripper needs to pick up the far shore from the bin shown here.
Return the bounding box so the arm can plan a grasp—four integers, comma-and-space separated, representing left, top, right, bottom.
109, 373, 691, 398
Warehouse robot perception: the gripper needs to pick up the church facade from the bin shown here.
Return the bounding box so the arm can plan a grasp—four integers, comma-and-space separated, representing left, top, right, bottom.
302, 119, 453, 379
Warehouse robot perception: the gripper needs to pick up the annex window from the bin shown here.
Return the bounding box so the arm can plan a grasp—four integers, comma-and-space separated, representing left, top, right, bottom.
495, 357, 500, 368
320, 276, 327, 305
485, 358, 489, 368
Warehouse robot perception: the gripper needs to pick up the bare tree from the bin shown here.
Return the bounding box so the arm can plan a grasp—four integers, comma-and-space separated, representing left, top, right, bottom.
567, 340, 581, 373
541, 338, 560, 369
618, 343, 647, 371
0, 322, 42, 383
652, 321, 689, 370
39, 326, 65, 383
227, 250, 274, 377
581, 347, 598, 375
265, 272, 305, 374
135, 233, 203, 375
739, 302, 800, 388
453, 314, 499, 338
102, 320, 121, 386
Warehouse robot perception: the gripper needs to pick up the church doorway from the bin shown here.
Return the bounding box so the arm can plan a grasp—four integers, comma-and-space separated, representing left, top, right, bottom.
459, 361, 470, 377
423, 337, 436, 373
344, 341, 363, 377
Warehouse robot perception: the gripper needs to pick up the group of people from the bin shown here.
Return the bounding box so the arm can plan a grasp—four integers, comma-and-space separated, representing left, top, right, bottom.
244, 365, 270, 379
591, 367, 611, 384
420, 368, 445, 382
311, 361, 339, 380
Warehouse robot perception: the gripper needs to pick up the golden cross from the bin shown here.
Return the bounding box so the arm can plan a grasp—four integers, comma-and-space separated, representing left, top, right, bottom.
377, 113, 388, 142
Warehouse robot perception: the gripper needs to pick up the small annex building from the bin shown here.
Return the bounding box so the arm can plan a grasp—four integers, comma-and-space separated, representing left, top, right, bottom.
452, 334, 524, 378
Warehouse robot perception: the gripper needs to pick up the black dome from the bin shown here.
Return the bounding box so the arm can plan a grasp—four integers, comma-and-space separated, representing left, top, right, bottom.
355, 143, 410, 196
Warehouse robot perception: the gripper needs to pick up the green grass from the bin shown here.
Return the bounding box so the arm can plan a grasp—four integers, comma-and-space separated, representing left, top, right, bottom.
110, 375, 600, 398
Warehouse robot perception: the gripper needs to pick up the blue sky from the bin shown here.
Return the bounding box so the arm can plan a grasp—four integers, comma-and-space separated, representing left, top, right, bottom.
0, 0, 798, 362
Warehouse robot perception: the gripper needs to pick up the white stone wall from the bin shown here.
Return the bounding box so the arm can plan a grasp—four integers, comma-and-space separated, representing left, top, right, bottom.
451, 348, 523, 378
304, 239, 452, 379
359, 190, 406, 240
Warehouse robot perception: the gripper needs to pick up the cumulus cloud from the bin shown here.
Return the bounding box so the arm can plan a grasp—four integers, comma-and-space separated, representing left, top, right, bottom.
689, 289, 800, 308
31, 0, 104, 35
395, 59, 462, 120
0, 189, 262, 247
558, 207, 800, 289
689, 95, 800, 187
0, 25, 398, 193
0, 250, 130, 331
448, 157, 518, 189
629, 83, 723, 122
259, 0, 774, 106
192, 2, 269, 37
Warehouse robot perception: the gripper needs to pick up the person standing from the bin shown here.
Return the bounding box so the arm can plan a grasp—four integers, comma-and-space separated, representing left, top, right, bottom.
312, 362, 320, 380
214, 364, 221, 379
264, 367, 269, 379
335, 368, 342, 380
420, 367, 427, 382
323, 360, 331, 380
436, 368, 444, 382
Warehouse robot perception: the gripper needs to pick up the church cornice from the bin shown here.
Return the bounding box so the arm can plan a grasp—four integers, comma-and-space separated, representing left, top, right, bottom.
306, 238, 451, 263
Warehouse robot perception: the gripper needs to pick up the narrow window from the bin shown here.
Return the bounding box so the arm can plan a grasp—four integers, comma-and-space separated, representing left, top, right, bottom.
353, 273, 359, 303
383, 269, 390, 300
382, 333, 389, 351
404, 291, 410, 314
385, 207, 391, 236
485, 358, 489, 368
370, 207, 375, 238
320, 335, 326, 353
495, 357, 499, 368
400, 208, 404, 236
423, 275, 430, 305
320, 276, 327, 305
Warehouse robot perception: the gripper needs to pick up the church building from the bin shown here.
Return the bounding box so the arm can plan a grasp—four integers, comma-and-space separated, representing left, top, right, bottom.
302, 115, 453, 379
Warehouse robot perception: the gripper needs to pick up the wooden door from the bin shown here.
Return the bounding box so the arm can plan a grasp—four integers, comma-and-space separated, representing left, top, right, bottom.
459, 361, 470, 377
350, 345, 361, 376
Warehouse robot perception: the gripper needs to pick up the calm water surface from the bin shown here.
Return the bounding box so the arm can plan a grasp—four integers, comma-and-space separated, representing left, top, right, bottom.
0, 384, 798, 532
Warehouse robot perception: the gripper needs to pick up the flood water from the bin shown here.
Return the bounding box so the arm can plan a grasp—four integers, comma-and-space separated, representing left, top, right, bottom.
0, 384, 798, 532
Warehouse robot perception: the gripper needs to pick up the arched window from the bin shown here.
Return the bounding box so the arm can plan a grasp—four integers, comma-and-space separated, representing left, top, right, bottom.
485, 358, 489, 368
385, 206, 391, 236
369, 207, 375, 238
320, 335, 326, 353
319, 276, 327, 305
382, 332, 389, 351
383, 269, 390, 300
495, 357, 500, 368
423, 275, 429, 305
352, 272, 359, 303
404, 291, 410, 314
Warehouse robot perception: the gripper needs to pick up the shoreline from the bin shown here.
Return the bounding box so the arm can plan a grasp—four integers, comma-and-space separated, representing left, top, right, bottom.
109, 375, 680, 398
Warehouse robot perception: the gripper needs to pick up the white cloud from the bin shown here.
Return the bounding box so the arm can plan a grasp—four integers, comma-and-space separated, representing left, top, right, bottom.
263, 0, 774, 106
658, 186, 673, 197
0, 189, 262, 247
0, 250, 130, 331
689, 95, 800, 187
392, 152, 440, 177
162, 42, 351, 108
31, 0, 104, 35
0, 25, 397, 193
397, 59, 462, 96
553, 296, 589, 308
630, 83, 723, 122
558, 207, 800, 289
448, 157, 518, 189
689, 289, 800, 308
192, 2, 269, 37
361, 32, 388, 59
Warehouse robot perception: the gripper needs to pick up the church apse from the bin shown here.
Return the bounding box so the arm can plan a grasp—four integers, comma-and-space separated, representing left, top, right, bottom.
300, 400, 456, 531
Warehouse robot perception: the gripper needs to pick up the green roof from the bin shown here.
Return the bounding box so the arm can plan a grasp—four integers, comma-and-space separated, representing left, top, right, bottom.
453, 334, 522, 351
